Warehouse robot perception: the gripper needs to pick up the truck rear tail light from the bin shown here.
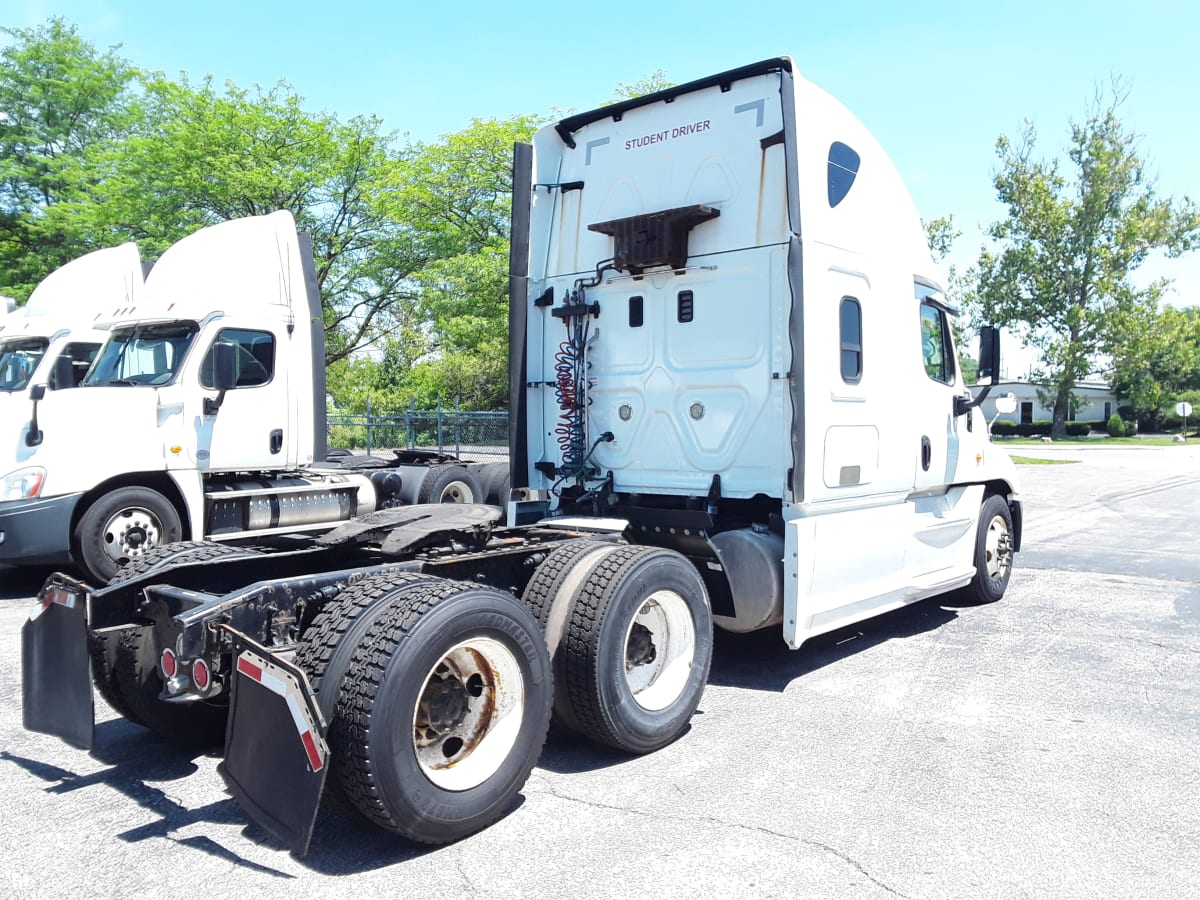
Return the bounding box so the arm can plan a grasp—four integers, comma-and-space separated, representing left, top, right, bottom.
160, 648, 177, 679
192, 658, 211, 692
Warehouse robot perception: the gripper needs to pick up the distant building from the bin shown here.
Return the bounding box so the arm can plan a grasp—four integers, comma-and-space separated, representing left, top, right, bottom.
973, 379, 1121, 424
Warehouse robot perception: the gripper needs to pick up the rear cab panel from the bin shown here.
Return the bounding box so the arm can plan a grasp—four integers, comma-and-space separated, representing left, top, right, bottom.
526, 63, 794, 502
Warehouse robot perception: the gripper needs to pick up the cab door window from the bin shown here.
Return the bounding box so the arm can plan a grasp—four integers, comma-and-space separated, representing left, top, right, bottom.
200, 329, 274, 389
919, 303, 955, 385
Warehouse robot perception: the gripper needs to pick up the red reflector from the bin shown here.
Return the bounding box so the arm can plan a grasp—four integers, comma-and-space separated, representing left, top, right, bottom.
192, 658, 211, 691
160, 648, 177, 679
236, 655, 263, 682
44, 586, 76, 609
300, 730, 324, 773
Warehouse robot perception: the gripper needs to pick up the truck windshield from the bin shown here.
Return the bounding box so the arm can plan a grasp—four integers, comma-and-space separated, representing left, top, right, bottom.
85, 322, 199, 387
0, 338, 49, 391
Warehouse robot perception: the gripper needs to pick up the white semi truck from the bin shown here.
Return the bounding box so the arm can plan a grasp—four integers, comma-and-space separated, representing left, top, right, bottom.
1, 212, 489, 584
23, 58, 1021, 855
2, 244, 148, 562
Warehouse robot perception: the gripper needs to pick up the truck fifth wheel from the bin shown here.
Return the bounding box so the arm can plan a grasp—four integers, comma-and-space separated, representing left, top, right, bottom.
22, 56, 1022, 853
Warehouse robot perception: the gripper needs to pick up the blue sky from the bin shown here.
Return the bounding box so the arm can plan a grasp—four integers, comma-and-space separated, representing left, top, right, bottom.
11, 0, 1200, 357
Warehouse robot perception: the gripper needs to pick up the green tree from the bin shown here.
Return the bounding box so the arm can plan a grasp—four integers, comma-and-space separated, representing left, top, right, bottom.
1109, 303, 1200, 425
610, 70, 675, 102
369, 115, 540, 408
48, 75, 431, 363
0, 17, 140, 296
976, 84, 1199, 436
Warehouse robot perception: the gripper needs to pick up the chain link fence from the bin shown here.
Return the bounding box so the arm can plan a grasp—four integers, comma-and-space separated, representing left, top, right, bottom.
327, 399, 509, 461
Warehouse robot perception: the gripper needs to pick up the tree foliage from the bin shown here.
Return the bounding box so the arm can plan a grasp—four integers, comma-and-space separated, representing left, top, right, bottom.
46, 76, 434, 363
0, 17, 140, 294
976, 84, 1199, 435
609, 70, 675, 102
1108, 303, 1200, 424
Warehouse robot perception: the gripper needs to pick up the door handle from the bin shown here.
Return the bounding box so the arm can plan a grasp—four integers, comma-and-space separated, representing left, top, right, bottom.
921, 436, 932, 471
270, 429, 283, 454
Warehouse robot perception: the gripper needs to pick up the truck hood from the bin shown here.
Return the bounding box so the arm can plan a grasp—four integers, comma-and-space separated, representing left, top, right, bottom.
4, 385, 165, 492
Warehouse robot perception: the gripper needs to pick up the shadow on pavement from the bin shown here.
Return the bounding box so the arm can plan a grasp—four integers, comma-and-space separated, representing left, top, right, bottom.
0, 565, 57, 600
706, 594, 960, 693
4, 714, 483, 875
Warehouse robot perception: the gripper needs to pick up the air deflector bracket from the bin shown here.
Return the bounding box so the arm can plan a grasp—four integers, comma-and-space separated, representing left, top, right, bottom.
588, 205, 720, 275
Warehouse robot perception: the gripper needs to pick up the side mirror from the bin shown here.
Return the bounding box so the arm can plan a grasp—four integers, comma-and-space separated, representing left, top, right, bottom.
978, 326, 1000, 381
26, 383, 46, 446
954, 325, 1003, 417
203, 342, 238, 415
51, 354, 75, 390
994, 392, 1018, 415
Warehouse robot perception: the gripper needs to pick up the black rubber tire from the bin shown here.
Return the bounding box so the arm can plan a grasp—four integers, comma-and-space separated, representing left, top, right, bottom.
560, 545, 713, 754
417, 464, 484, 504
962, 494, 1015, 604
88, 629, 142, 724
478, 462, 510, 505
94, 541, 261, 744
72, 486, 183, 585
294, 571, 442, 722
332, 577, 552, 844
521, 540, 624, 733
106, 540, 260, 585
521, 539, 622, 631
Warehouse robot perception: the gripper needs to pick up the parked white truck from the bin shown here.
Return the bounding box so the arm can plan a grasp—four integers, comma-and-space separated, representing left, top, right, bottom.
24, 58, 1021, 855
1, 212, 487, 584
2, 244, 147, 561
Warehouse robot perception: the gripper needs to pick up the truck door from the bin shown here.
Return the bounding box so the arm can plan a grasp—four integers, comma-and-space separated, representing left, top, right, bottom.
195, 327, 295, 471
911, 295, 962, 494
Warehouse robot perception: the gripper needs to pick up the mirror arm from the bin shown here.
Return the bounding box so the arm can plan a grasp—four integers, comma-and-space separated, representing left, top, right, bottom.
955, 381, 995, 417
204, 390, 227, 416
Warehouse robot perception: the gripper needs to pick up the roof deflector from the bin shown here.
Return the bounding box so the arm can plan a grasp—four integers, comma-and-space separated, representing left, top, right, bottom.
554, 58, 793, 149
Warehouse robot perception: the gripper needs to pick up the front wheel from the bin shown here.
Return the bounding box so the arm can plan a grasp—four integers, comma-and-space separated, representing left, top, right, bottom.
331, 578, 552, 844
962, 494, 1015, 604
72, 486, 182, 585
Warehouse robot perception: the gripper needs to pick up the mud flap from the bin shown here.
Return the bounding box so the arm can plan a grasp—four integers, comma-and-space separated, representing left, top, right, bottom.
22, 579, 93, 751
217, 634, 328, 856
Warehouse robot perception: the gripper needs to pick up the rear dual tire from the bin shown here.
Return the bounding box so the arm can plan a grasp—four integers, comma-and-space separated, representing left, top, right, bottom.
418, 464, 485, 504
522, 541, 713, 755
298, 574, 553, 844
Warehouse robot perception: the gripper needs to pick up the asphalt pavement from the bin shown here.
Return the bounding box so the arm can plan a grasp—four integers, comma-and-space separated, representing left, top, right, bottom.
1, 444, 1197, 899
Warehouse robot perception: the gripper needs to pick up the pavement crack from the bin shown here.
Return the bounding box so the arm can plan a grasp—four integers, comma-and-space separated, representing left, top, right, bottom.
799, 838, 913, 898
456, 858, 480, 895
528, 776, 910, 896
